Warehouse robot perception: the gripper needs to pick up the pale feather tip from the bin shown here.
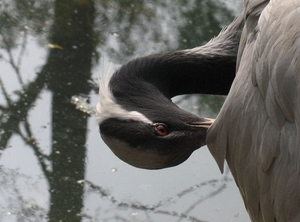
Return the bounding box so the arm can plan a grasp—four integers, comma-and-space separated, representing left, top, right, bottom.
96, 61, 114, 124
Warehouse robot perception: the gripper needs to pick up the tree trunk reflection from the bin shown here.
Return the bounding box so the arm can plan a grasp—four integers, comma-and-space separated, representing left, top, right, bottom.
46, 1, 94, 221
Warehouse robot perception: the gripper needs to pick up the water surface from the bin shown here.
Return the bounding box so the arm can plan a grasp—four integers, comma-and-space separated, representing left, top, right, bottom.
0, 0, 250, 221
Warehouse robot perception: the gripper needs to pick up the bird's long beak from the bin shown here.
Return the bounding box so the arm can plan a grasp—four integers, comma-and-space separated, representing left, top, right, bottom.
199, 118, 215, 128
188, 118, 215, 129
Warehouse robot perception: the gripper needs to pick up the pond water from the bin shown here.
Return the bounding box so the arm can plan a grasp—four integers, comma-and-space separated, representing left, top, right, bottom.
0, 0, 250, 221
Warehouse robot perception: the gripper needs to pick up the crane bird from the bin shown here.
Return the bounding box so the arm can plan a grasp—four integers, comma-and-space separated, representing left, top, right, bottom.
96, 0, 300, 221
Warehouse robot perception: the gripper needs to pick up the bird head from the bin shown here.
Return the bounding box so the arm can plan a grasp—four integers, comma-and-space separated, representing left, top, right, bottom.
96, 59, 214, 169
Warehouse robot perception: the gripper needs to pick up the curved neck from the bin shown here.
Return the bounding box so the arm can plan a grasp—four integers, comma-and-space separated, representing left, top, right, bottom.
141, 51, 237, 98
109, 13, 244, 112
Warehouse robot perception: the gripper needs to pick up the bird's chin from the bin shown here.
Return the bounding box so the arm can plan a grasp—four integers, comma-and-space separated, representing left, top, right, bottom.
101, 134, 195, 169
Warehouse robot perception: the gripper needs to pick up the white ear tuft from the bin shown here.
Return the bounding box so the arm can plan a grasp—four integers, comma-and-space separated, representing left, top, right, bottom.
96, 61, 113, 123
96, 61, 152, 124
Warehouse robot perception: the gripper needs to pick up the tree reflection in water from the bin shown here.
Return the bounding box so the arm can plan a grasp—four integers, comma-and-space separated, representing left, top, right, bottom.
0, 0, 247, 221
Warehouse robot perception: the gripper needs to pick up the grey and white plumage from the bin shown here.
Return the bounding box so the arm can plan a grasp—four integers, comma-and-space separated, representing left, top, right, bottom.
97, 0, 300, 221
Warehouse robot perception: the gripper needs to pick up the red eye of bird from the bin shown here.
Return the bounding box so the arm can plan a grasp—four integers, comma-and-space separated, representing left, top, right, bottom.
154, 123, 169, 136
